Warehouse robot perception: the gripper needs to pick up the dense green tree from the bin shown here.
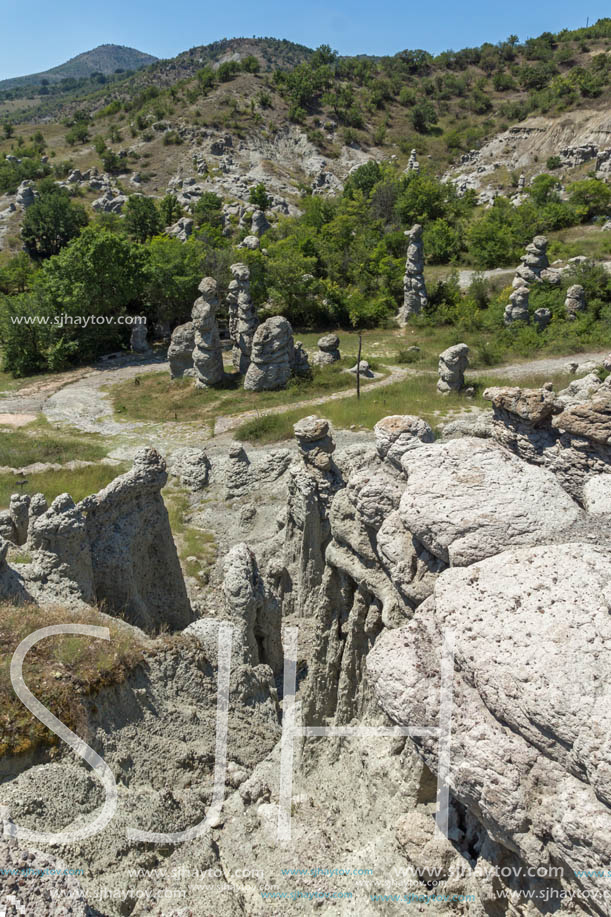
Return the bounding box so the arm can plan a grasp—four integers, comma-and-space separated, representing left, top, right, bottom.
21, 180, 89, 259
568, 178, 611, 220
249, 183, 270, 210
191, 192, 223, 228
124, 195, 162, 242
65, 122, 90, 145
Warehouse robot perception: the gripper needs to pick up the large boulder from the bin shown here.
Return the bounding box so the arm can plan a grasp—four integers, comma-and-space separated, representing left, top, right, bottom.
399, 437, 581, 566
368, 543, 611, 904
374, 415, 434, 468
243, 316, 295, 391
437, 343, 469, 394
227, 263, 258, 374
167, 321, 195, 379
311, 333, 340, 367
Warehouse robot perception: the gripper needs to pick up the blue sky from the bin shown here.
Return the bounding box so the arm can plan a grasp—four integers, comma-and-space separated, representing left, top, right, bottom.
1, 0, 609, 80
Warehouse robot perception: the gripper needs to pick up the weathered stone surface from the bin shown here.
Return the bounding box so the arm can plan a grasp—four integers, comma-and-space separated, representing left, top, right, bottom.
227, 262, 258, 374
222, 542, 282, 672
512, 234, 549, 287
0, 838, 92, 915
583, 474, 611, 514
565, 283, 586, 320
503, 285, 530, 325
405, 148, 420, 173
80, 448, 193, 632
311, 333, 340, 367
9, 494, 29, 546
15, 180, 37, 209
399, 437, 581, 565
244, 316, 294, 391
28, 493, 95, 604
170, 448, 211, 490
396, 223, 427, 325
374, 415, 434, 468
167, 321, 195, 379
292, 340, 310, 377
167, 216, 193, 241
130, 322, 150, 354
368, 543, 611, 904
533, 307, 551, 331
483, 385, 557, 425
192, 277, 225, 389
437, 343, 468, 394
556, 371, 602, 406
294, 416, 336, 472
553, 392, 611, 444
251, 209, 270, 236
348, 360, 373, 377
224, 443, 252, 499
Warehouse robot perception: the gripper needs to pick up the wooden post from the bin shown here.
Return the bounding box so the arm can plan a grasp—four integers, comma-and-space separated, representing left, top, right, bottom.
356, 331, 362, 400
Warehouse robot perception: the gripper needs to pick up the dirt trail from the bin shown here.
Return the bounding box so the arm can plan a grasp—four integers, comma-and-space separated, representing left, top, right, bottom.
0, 348, 608, 456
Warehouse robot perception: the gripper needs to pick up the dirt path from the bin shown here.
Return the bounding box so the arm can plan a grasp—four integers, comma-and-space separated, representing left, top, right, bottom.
1, 347, 608, 456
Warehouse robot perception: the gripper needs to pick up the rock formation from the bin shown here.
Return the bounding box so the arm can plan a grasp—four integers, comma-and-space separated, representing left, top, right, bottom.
221, 542, 282, 672
533, 306, 551, 331
311, 333, 340, 367
503, 284, 530, 324
565, 283, 587, 319
191, 277, 225, 389
437, 342, 469, 394
292, 340, 311, 376
396, 224, 427, 325
374, 415, 434, 468
484, 382, 611, 499
406, 149, 420, 172
130, 322, 150, 354
170, 447, 211, 490
243, 316, 295, 391
348, 359, 374, 378
167, 321, 195, 379
512, 234, 549, 287
251, 209, 270, 236
224, 443, 252, 499
0, 494, 30, 546
80, 448, 193, 631
28, 493, 95, 605
226, 262, 258, 374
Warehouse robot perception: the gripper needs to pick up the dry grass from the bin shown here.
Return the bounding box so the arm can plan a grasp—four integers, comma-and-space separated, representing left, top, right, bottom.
0, 602, 146, 758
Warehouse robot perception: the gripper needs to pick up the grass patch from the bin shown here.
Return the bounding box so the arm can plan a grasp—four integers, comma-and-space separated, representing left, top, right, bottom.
0, 416, 109, 468
234, 369, 579, 444
164, 487, 217, 583
235, 374, 485, 443
0, 463, 126, 510
0, 602, 145, 758
109, 361, 379, 427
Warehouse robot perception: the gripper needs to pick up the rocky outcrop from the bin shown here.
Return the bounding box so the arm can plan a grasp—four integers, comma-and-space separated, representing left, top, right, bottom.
170, 447, 211, 490
224, 443, 252, 499
80, 448, 193, 631
311, 333, 341, 367
437, 343, 469, 394
484, 382, 611, 500
226, 262, 258, 374
15, 180, 37, 209
533, 306, 551, 331
243, 316, 295, 391
374, 414, 434, 468
565, 283, 587, 319
276, 417, 344, 619
368, 542, 611, 912
396, 224, 427, 325
0, 494, 30, 546
222, 542, 282, 672
503, 284, 530, 324
251, 209, 270, 236
27, 494, 95, 605
167, 321, 195, 379
191, 277, 225, 389
166, 216, 193, 241
513, 234, 549, 287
